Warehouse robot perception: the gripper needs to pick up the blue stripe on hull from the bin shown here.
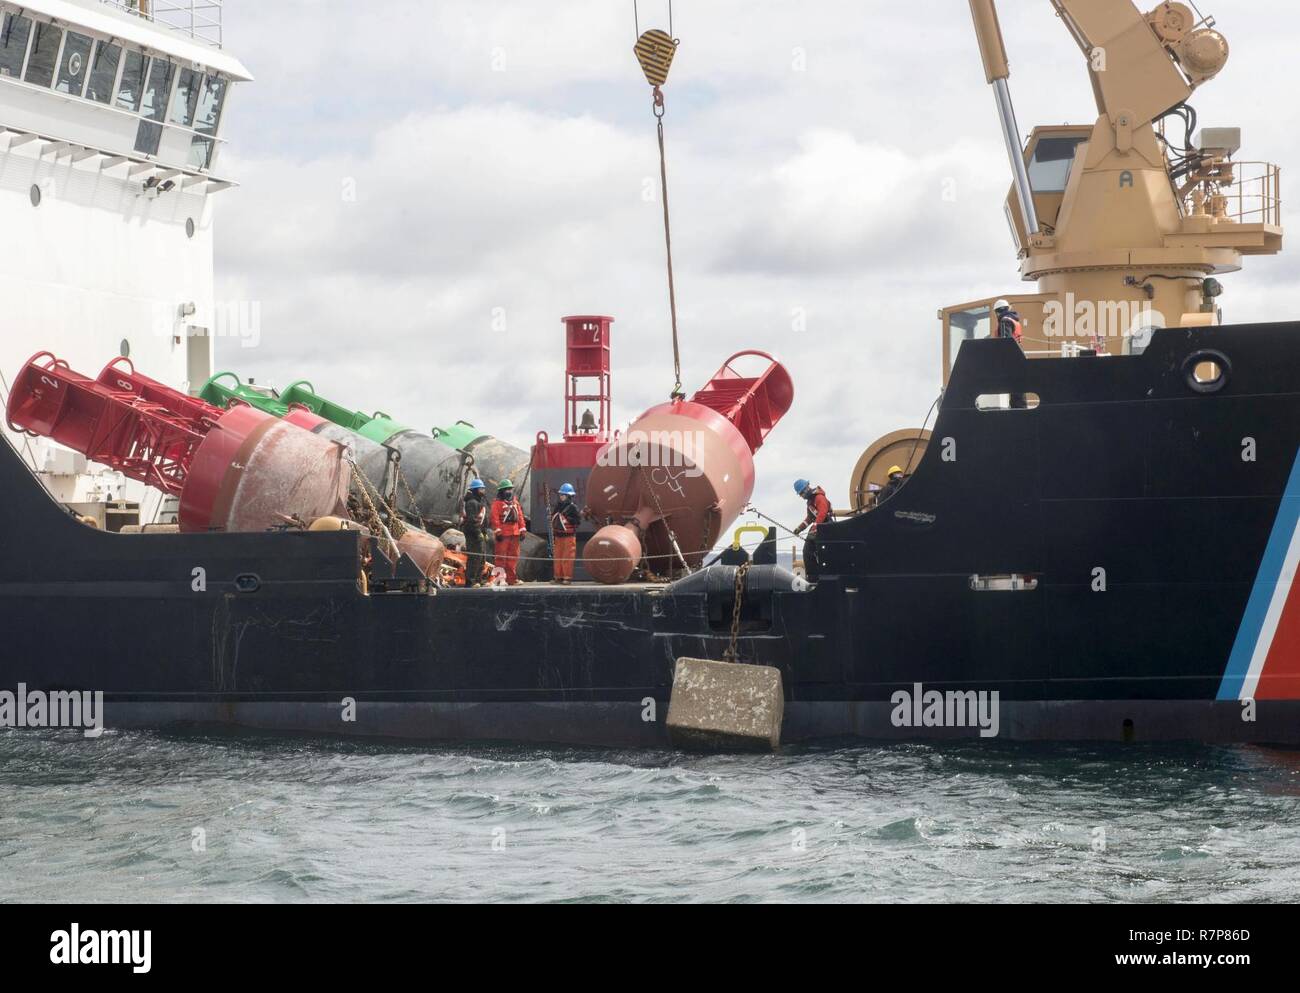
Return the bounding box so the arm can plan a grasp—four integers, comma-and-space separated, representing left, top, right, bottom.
1217, 449, 1300, 700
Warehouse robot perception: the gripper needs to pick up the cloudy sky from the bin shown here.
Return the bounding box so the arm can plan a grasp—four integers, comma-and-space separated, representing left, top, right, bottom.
213, 0, 1298, 525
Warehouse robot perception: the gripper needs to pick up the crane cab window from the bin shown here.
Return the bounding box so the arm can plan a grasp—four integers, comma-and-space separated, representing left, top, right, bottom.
1028, 136, 1085, 193
949, 306, 991, 370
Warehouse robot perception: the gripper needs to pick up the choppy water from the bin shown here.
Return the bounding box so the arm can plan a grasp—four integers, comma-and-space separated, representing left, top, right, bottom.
2, 730, 1299, 903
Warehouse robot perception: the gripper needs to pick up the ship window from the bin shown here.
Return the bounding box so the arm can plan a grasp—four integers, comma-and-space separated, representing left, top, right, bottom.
976, 393, 1041, 411
140, 58, 174, 122
22, 21, 61, 88
135, 119, 163, 156
188, 135, 214, 170
169, 67, 202, 126
193, 75, 227, 136
970, 574, 1040, 592
1028, 136, 1085, 194
85, 41, 121, 104
55, 32, 92, 96
116, 50, 146, 111
0, 13, 32, 79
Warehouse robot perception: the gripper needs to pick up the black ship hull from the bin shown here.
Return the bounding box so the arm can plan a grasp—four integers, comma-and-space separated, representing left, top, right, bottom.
3, 325, 1299, 745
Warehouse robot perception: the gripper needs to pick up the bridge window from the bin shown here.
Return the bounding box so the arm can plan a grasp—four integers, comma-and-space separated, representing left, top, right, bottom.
85, 41, 120, 104
169, 67, 202, 126
1, 16, 232, 175
0, 13, 32, 79
23, 21, 61, 88
193, 75, 227, 136
189, 135, 214, 169
55, 32, 93, 96
140, 59, 175, 122
135, 120, 162, 156
116, 49, 146, 111
1028, 136, 1085, 194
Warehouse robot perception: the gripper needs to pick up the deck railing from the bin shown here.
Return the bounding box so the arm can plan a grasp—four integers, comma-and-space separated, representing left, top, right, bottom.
98, 0, 224, 49
1184, 161, 1282, 227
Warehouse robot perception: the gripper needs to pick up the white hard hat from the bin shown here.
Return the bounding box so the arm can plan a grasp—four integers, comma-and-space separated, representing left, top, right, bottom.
994, 298, 1012, 312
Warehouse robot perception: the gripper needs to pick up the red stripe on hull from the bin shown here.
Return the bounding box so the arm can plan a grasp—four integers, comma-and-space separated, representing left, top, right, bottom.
1259, 567, 1300, 699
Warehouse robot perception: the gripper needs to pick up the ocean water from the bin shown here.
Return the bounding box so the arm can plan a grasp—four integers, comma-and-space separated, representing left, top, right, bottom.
2, 730, 1299, 903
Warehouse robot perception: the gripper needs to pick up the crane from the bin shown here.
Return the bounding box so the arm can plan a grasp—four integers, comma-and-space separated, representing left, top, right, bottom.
952, 0, 1280, 363
852, 2, 1283, 509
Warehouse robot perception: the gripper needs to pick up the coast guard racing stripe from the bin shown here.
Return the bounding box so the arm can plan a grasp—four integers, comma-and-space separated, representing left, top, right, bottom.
1218, 449, 1300, 700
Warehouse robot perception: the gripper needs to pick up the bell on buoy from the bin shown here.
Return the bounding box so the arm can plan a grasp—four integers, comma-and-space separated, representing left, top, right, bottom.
577, 408, 598, 434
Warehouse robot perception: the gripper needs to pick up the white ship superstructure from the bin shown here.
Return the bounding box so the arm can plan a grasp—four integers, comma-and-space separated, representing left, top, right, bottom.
0, 0, 248, 526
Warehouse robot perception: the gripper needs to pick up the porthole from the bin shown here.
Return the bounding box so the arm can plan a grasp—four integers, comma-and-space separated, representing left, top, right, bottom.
29, 184, 41, 207
1183, 349, 1230, 394
234, 573, 262, 594
119, 339, 131, 359
186, 217, 196, 239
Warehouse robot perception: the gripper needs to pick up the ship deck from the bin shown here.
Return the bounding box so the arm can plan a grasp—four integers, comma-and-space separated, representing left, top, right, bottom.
440, 581, 669, 594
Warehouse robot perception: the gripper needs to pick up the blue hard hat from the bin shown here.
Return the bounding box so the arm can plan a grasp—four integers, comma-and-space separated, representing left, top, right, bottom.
794, 479, 810, 495
559, 483, 577, 496
469, 479, 486, 491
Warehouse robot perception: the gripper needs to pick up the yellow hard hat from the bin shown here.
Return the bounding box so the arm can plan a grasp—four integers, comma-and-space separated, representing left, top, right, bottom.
887, 465, 904, 476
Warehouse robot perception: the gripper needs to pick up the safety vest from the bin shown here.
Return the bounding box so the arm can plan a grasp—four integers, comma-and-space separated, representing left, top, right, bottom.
552, 501, 580, 536
805, 488, 833, 527
491, 498, 526, 537
998, 311, 1023, 344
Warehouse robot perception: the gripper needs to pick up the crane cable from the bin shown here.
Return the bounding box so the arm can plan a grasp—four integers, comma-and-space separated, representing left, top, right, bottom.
633, 0, 673, 40
655, 93, 685, 401
633, 3, 685, 401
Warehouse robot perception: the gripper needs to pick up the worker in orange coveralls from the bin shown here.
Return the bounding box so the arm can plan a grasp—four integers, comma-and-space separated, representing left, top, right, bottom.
551, 483, 581, 585
490, 479, 528, 585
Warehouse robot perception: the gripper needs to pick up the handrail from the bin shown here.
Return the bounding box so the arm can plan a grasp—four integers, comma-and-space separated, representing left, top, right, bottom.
98, 1, 224, 49
1184, 161, 1282, 227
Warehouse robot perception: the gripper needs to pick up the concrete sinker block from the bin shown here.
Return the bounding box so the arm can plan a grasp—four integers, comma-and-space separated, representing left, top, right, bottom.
667, 657, 784, 752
